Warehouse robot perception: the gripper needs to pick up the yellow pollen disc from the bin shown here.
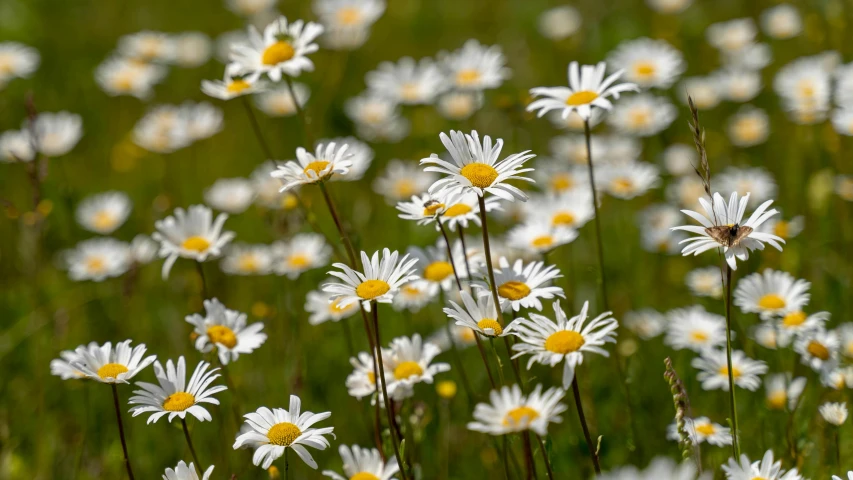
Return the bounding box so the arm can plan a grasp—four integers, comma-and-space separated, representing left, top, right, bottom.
366, 371, 376, 384
690, 331, 709, 343
782, 311, 806, 327
633, 61, 656, 79
393, 179, 417, 198
227, 79, 251, 93
350, 473, 380, 480
628, 110, 651, 128
403, 285, 422, 295
267, 422, 302, 446
846, 341, 853, 357
718, 366, 743, 378
566, 90, 599, 106
423, 202, 445, 216
532, 235, 554, 249
394, 361, 424, 380
502, 406, 540, 427
400, 83, 420, 101
798, 80, 815, 99
114, 73, 135, 92
544, 330, 585, 354
758, 294, 786, 310
807, 340, 830, 360
498, 281, 531, 301
97, 363, 129, 380
767, 391, 787, 410
460, 329, 476, 342
424, 261, 454, 282
694, 423, 715, 436
460, 163, 499, 189
552, 212, 575, 227
456, 69, 481, 87
303, 160, 330, 176
356, 279, 391, 300
0, 57, 12, 73
436, 380, 457, 399
611, 178, 634, 194
282, 194, 298, 210
163, 392, 196, 412
92, 211, 117, 230
551, 174, 573, 192
477, 319, 503, 335
182, 236, 211, 252
444, 203, 472, 217
238, 255, 259, 273
337, 7, 362, 25
207, 325, 238, 348
86, 256, 106, 273
735, 118, 762, 142
261, 41, 295, 66
288, 254, 310, 269
773, 221, 789, 238
329, 300, 350, 314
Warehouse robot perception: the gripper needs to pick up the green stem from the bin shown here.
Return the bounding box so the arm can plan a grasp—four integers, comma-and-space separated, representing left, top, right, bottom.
284, 75, 314, 146
181, 418, 204, 475
110, 384, 135, 480
723, 263, 740, 457
536, 434, 555, 480
240, 95, 274, 160
476, 195, 505, 325
522, 431, 538, 480
582, 120, 609, 310
572, 377, 601, 474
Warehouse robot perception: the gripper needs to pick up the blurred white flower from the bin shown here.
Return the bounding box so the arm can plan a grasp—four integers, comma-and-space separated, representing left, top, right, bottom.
32, 111, 83, 157
76, 191, 132, 234
220, 243, 274, 275
820, 402, 848, 426
537, 6, 581, 41
0, 129, 35, 162
692, 349, 767, 391
366, 57, 447, 105
607, 38, 685, 89
153, 205, 235, 279
254, 82, 310, 117
727, 106, 769, 147
439, 39, 510, 91
204, 177, 256, 214
118, 31, 176, 63
0, 42, 40, 86
174, 32, 212, 68
761, 4, 802, 40
95, 56, 167, 99
271, 233, 331, 279
63, 237, 131, 282
229, 16, 324, 81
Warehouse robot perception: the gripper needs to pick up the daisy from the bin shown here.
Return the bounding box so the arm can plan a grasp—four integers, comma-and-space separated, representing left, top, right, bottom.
202, 66, 264, 100
508, 300, 617, 388
837, 324, 853, 359
777, 310, 829, 337
373, 160, 436, 204
606, 94, 676, 136
254, 83, 310, 117
173, 31, 212, 68
440, 39, 509, 91
467, 384, 567, 436
623, 309, 666, 340
323, 137, 373, 181
75, 191, 132, 235
667, 417, 731, 446
794, 328, 839, 371
723, 450, 802, 480
664, 306, 727, 353
72, 340, 156, 384
95, 56, 167, 99
639, 203, 681, 231
314, 0, 385, 50
722, 43, 772, 71
727, 107, 769, 147
753, 323, 785, 350
832, 474, 853, 480
692, 349, 767, 391
305, 288, 361, 325
366, 56, 446, 105
152, 205, 236, 279
734, 269, 810, 319
50, 346, 91, 380
821, 402, 849, 426
482, 257, 564, 312
537, 6, 582, 41
444, 290, 505, 338
31, 111, 83, 157
427, 324, 478, 352
526, 191, 594, 231
118, 31, 176, 63
506, 220, 578, 254
421, 130, 535, 202
716, 167, 777, 208
597, 161, 661, 199
0, 129, 35, 162
251, 162, 294, 209
63, 237, 131, 282
130, 234, 159, 264
186, 298, 267, 365
162, 461, 214, 480
685, 266, 723, 299
407, 242, 458, 294
607, 38, 685, 89
672, 192, 784, 270
645, 0, 693, 14
530, 162, 584, 196
181, 102, 223, 141
129, 356, 226, 424
271, 142, 353, 191
761, 4, 802, 39
715, 69, 762, 103
392, 280, 435, 313
831, 108, 853, 136
600, 457, 707, 480
271, 233, 331, 279
774, 57, 832, 122
324, 248, 419, 310
382, 334, 450, 400
346, 351, 380, 399
344, 93, 403, 131
0, 42, 40, 85
233, 396, 335, 469
706, 18, 757, 53
204, 177, 255, 214
436, 191, 502, 231
132, 105, 192, 154
220, 243, 274, 275
757, 213, 804, 240
396, 194, 443, 226
225, 0, 276, 17
322, 444, 399, 480
229, 16, 324, 82
528, 61, 639, 121
436, 91, 484, 121
662, 143, 697, 176
764, 374, 806, 410
680, 76, 722, 109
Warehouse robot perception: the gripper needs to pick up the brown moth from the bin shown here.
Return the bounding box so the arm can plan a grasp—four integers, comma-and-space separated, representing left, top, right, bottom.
704, 223, 753, 247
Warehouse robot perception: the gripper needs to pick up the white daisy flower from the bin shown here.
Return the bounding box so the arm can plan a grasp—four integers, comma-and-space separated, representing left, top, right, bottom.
606, 93, 676, 136
526, 190, 594, 231
306, 288, 361, 325
396, 193, 446, 226
716, 167, 777, 208
186, 298, 268, 365
723, 450, 802, 480
373, 160, 436, 204
506, 220, 578, 254
645, 0, 693, 14
251, 162, 295, 209
76, 191, 132, 235
346, 351, 380, 400
436, 90, 484, 121
129, 356, 226, 424
130, 234, 158, 264
832, 473, 853, 480
254, 82, 310, 117
72, 340, 156, 384
324, 248, 419, 310
427, 324, 478, 352
153, 205, 236, 279
271, 142, 353, 191
314, 0, 385, 50
421, 130, 535, 202
752, 323, 784, 350
733, 269, 810, 319
530, 162, 584, 196
777, 310, 828, 338
685, 266, 723, 299
444, 290, 505, 338
271, 233, 331, 279
182, 101, 223, 141
764, 374, 806, 410
607, 38, 685, 89
467, 384, 567, 436
366, 56, 446, 105
220, 243, 274, 276
706, 18, 757, 53
32, 111, 83, 157
50, 346, 92, 380
715, 69, 762, 103
233, 396, 335, 469
0, 129, 35, 162
322, 137, 372, 181
638, 203, 681, 231
722, 42, 772, 71
202, 66, 264, 100
831, 107, 853, 136
0, 42, 40, 84
680, 76, 722, 109
322, 444, 398, 480
774, 57, 832, 122
662, 143, 697, 176
508, 300, 617, 388
481, 257, 564, 312
794, 328, 839, 371
672, 192, 784, 270
132, 105, 192, 154
761, 4, 802, 39
692, 349, 767, 391
547, 108, 604, 132
407, 242, 459, 294
727, 106, 769, 147
664, 306, 727, 353
623, 309, 666, 339
597, 161, 661, 199
835, 63, 853, 106
225, 0, 276, 17
229, 16, 324, 82
382, 334, 450, 400
173, 31, 212, 68
344, 93, 402, 129
95, 56, 167, 99
204, 177, 255, 214
837, 324, 853, 359
601, 457, 709, 480
537, 6, 582, 41
821, 402, 848, 426
527, 61, 639, 121
667, 416, 732, 446
392, 280, 435, 313
440, 39, 509, 91
437, 191, 502, 231
63, 237, 131, 282
118, 31, 176, 63
162, 461, 214, 480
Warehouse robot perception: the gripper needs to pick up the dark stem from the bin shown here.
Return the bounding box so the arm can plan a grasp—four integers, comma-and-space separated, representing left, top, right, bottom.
341, 316, 356, 357
111, 384, 135, 480
194, 261, 208, 300
181, 418, 204, 475
475, 334, 498, 388
218, 361, 243, 425
503, 317, 524, 388
240, 95, 274, 160
318, 182, 359, 268
284, 76, 314, 146
572, 377, 601, 474
285, 447, 290, 480
476, 195, 505, 326
522, 431, 538, 480
501, 437, 512, 480
436, 219, 464, 291
457, 226, 473, 284
582, 120, 609, 311
723, 263, 740, 457
290, 190, 347, 262
536, 434, 555, 480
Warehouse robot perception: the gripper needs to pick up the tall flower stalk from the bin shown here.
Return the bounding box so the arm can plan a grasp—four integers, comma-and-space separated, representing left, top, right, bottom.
110, 384, 135, 480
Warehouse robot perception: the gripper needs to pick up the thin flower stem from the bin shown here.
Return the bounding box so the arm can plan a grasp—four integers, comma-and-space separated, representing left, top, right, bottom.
318, 182, 359, 268
501, 437, 512, 480
582, 120, 609, 310
476, 195, 504, 326
488, 338, 506, 385
504, 311, 523, 388
457, 226, 473, 284
181, 418, 204, 475
436, 219, 464, 291
476, 335, 498, 389
522, 431, 538, 480
240, 95, 274, 160
110, 384, 135, 480
722, 263, 741, 457
290, 190, 347, 262
835, 429, 841, 468
571, 377, 601, 474
536, 434, 555, 480
285, 447, 290, 480
284, 76, 314, 146
341, 316, 356, 357
218, 360, 243, 426
195, 262, 208, 300
371, 303, 410, 480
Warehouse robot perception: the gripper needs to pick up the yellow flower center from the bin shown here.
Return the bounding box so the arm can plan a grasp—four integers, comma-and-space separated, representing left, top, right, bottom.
366, 371, 376, 384
337, 7, 362, 25
767, 391, 787, 410
350, 473, 380, 480
262, 41, 295, 66
718, 366, 743, 378
498, 281, 531, 301
356, 279, 391, 300
758, 294, 786, 310
267, 422, 302, 446
798, 80, 815, 99
400, 83, 420, 101
444, 203, 472, 217
288, 254, 310, 269
734, 118, 762, 142
694, 423, 715, 436
566, 90, 599, 106
610, 178, 634, 194
807, 340, 830, 360
113, 72, 135, 92
207, 325, 238, 348
436, 380, 457, 399
238, 254, 259, 273
633, 61, 656, 79
423, 202, 445, 216
227, 79, 252, 93
532, 235, 554, 249
394, 361, 424, 380
303, 160, 330, 177
552, 212, 575, 227
502, 406, 540, 427
97, 363, 129, 380
782, 311, 806, 327
402, 285, 422, 295
86, 257, 107, 273
393, 179, 417, 198
424, 261, 454, 282
477, 319, 503, 335
628, 110, 651, 128
551, 174, 573, 192
544, 330, 585, 354
162, 392, 196, 412
456, 69, 481, 87
460, 328, 476, 342
690, 331, 709, 343
282, 194, 298, 210
92, 211, 117, 230
182, 236, 211, 252
460, 163, 499, 189
773, 221, 789, 238
328, 300, 351, 314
